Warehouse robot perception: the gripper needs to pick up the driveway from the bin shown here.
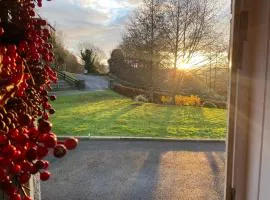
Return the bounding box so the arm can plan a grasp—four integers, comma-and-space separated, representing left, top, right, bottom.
76, 74, 109, 91
41, 140, 225, 200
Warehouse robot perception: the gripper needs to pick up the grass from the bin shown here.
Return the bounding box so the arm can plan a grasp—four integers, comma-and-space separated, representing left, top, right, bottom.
51, 90, 227, 139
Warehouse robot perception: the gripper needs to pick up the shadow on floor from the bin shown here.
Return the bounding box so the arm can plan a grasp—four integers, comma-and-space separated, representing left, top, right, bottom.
42, 140, 225, 200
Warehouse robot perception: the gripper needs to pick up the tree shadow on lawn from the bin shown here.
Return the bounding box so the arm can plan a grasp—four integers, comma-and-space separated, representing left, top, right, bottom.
53, 90, 122, 104
89, 104, 139, 136
109, 104, 176, 137
55, 103, 138, 136
52, 100, 133, 135
165, 106, 226, 139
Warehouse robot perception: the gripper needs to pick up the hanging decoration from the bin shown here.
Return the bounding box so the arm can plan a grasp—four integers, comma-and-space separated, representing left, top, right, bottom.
0, 0, 78, 199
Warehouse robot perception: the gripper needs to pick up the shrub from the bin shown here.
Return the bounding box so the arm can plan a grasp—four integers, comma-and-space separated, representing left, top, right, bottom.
202, 101, 217, 108
205, 100, 227, 109
214, 101, 227, 109
161, 96, 173, 104
175, 95, 201, 106
134, 95, 148, 103
112, 84, 147, 98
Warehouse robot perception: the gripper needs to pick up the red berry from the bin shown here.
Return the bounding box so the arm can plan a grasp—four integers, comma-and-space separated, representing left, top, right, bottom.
43, 112, 49, 120
20, 161, 33, 173
7, 44, 17, 55
19, 114, 33, 126
26, 147, 37, 161
0, 168, 7, 181
23, 196, 31, 200
2, 55, 11, 65
43, 134, 57, 148
53, 144, 67, 158
13, 150, 23, 161
2, 145, 16, 158
37, 146, 48, 158
0, 46, 7, 54
43, 160, 49, 169
64, 137, 78, 150
0, 27, 4, 36
9, 129, 19, 139
49, 109, 55, 115
9, 193, 21, 200
19, 173, 30, 184
38, 120, 52, 133
29, 10, 35, 16
28, 127, 39, 139
0, 134, 8, 146
0, 158, 12, 168
35, 160, 45, 170
6, 185, 18, 196
10, 164, 21, 175
15, 134, 29, 145
40, 171, 50, 181
30, 165, 39, 174
49, 95, 56, 101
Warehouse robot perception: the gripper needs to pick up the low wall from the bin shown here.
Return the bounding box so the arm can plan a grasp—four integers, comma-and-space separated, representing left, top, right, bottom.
111, 82, 171, 104
110, 79, 227, 109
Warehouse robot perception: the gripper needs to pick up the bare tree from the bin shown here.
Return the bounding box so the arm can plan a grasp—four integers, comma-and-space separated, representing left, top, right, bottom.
164, 0, 218, 98
121, 0, 168, 101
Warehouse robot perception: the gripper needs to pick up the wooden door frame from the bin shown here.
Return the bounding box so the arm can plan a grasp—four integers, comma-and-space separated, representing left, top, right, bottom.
225, 0, 251, 199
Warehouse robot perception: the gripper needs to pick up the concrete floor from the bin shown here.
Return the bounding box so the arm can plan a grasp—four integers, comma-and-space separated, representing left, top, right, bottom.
41, 140, 225, 200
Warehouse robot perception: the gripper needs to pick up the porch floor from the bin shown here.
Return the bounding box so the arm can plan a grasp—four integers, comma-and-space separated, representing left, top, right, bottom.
41, 140, 225, 200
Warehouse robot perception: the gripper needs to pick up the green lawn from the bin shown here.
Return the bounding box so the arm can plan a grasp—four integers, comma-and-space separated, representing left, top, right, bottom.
51, 90, 227, 139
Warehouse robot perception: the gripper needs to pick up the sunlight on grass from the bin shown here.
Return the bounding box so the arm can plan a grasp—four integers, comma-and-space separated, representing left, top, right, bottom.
51, 90, 227, 139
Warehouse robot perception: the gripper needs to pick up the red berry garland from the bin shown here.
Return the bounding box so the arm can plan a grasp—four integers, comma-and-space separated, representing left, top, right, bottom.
0, 0, 78, 199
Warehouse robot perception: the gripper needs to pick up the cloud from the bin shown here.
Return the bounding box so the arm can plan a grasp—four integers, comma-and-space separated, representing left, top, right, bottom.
38, 0, 141, 57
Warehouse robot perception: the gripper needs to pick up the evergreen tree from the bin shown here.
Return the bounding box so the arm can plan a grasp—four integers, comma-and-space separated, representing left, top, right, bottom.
80, 49, 96, 73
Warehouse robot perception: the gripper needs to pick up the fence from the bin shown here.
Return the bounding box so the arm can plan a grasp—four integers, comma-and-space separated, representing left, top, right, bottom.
53, 68, 85, 90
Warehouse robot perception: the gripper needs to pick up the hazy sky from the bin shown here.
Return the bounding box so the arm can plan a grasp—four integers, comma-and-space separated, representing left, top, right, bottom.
38, 0, 230, 59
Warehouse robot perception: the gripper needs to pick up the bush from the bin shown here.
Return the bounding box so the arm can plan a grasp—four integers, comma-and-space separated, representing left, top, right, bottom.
112, 84, 147, 98
175, 95, 201, 106
161, 96, 173, 104
134, 95, 148, 103
161, 95, 201, 106
202, 101, 217, 108
214, 101, 227, 109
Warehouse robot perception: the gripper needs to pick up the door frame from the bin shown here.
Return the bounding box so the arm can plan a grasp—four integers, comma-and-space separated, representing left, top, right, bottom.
225, 0, 251, 199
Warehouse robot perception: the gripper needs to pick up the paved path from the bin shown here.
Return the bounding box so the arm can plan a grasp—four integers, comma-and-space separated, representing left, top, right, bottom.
76, 74, 109, 91
41, 140, 225, 200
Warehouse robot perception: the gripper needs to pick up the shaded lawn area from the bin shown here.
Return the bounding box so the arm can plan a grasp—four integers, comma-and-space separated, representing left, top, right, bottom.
51, 90, 227, 139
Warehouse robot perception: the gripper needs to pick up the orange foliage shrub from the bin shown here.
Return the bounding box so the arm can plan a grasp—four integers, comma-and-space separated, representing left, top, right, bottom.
161, 95, 201, 106
175, 95, 201, 106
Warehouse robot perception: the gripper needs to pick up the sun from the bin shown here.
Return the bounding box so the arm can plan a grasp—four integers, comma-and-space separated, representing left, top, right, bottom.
176, 60, 193, 69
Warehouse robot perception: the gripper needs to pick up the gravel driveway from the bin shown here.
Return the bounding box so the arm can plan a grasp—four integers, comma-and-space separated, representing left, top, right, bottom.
41, 140, 225, 200
76, 74, 109, 91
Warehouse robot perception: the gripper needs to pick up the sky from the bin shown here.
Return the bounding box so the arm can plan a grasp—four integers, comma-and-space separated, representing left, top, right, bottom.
38, 0, 230, 62
38, 0, 142, 57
